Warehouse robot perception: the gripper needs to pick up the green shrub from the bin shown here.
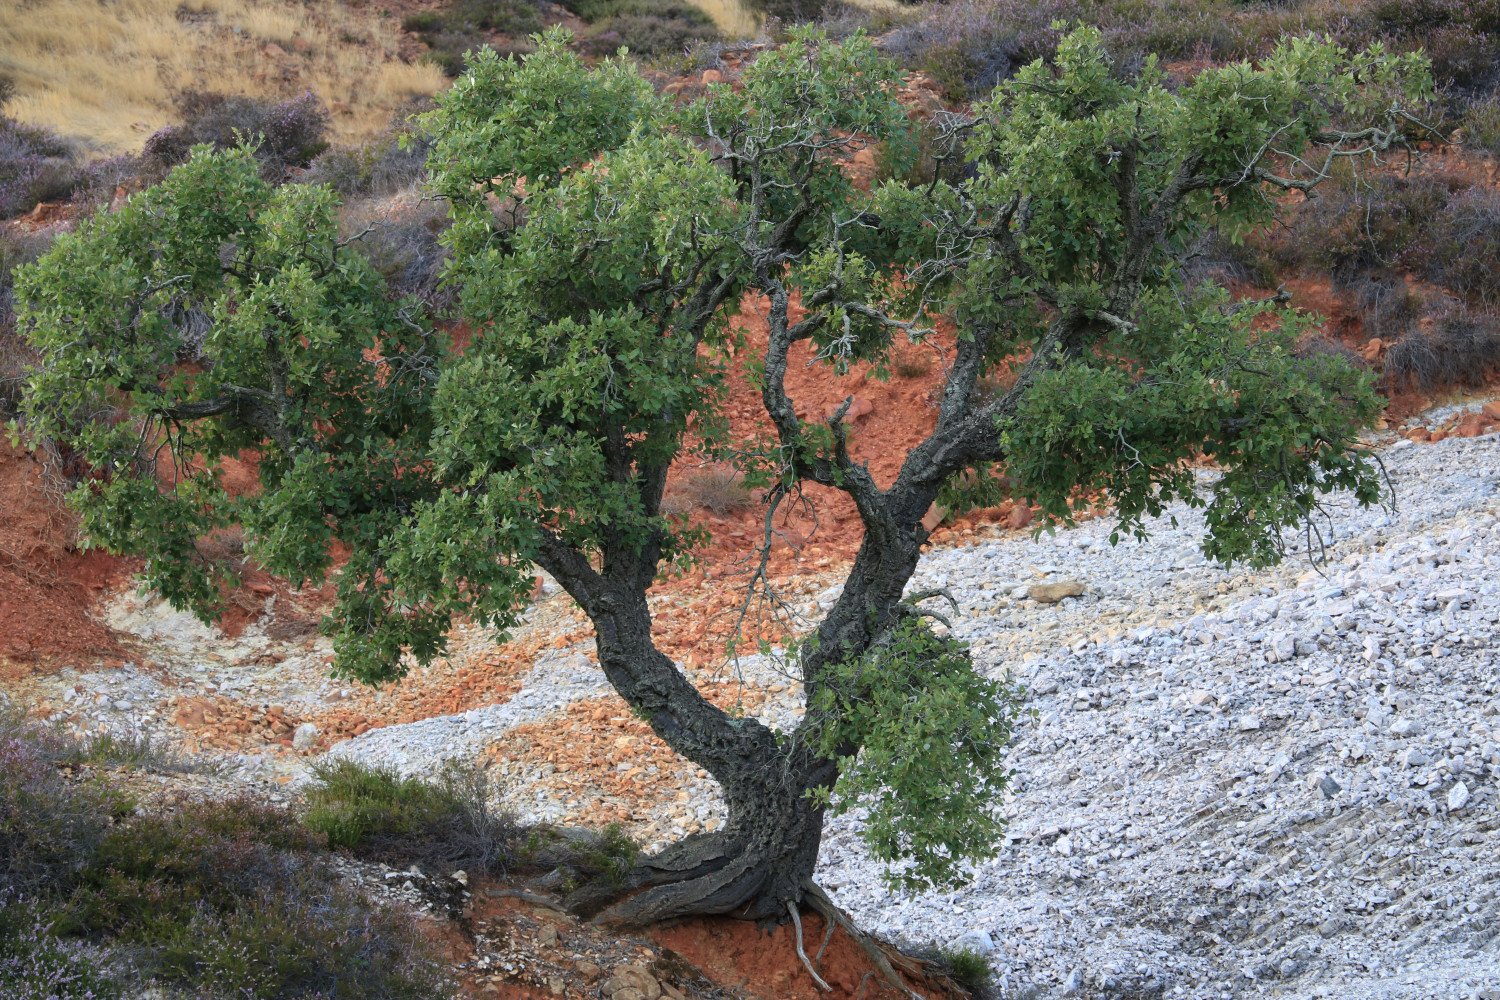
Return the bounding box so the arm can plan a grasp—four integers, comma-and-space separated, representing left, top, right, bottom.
937, 945, 993, 994
575, 822, 640, 888
1461, 94, 1500, 157
304, 758, 518, 874
403, 10, 443, 32
0, 897, 120, 1000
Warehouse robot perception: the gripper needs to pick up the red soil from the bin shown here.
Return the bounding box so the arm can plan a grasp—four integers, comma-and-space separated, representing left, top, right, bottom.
655, 912, 960, 1000
0, 443, 131, 675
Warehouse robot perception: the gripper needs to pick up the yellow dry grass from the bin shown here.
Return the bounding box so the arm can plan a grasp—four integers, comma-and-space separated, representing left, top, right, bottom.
0, 0, 449, 154
689, 0, 763, 38
686, 0, 915, 40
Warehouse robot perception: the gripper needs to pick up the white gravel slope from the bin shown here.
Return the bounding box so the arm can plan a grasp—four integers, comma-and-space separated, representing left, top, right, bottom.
817, 433, 1500, 999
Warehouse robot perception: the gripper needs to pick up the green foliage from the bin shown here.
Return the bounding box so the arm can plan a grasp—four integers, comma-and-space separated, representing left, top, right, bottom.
937, 946, 994, 993
809, 617, 1025, 892
0, 717, 449, 999
304, 759, 519, 873
943, 28, 1419, 564
573, 822, 641, 888
0, 899, 121, 1000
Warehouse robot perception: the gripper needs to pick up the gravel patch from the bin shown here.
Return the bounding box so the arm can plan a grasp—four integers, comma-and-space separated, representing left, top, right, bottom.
817, 433, 1500, 999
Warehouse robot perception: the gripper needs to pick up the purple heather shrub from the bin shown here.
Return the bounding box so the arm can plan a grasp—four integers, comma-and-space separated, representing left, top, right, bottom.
0, 117, 79, 219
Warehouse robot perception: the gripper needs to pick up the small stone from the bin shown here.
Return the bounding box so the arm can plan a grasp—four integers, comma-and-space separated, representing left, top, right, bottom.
292, 721, 319, 751
949, 929, 994, 954
1029, 579, 1086, 603
1318, 774, 1342, 799
1448, 781, 1471, 811
1390, 718, 1420, 738
1237, 715, 1262, 732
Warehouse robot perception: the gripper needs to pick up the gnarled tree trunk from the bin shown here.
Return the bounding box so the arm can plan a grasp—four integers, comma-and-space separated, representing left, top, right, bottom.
550, 514, 931, 926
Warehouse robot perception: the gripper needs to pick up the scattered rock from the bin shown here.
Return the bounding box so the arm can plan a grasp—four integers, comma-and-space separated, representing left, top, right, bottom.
292, 721, 319, 751
1029, 579, 1085, 603
1448, 781, 1471, 811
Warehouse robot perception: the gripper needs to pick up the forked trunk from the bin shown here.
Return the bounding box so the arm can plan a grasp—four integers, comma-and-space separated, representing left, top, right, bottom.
560, 581, 837, 925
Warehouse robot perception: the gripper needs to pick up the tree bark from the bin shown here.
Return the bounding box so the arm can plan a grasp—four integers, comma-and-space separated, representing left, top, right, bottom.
547, 574, 839, 925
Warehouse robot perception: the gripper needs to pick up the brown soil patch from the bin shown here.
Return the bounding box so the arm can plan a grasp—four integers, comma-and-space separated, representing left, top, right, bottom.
0, 443, 132, 675
483, 682, 773, 828
654, 912, 960, 1000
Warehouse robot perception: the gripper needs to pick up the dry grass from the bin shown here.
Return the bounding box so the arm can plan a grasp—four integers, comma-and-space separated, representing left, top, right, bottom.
0, 0, 447, 154
689, 0, 762, 37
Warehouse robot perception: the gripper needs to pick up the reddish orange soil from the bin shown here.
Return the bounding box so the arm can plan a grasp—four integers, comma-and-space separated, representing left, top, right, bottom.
655, 912, 959, 1000
0, 443, 131, 675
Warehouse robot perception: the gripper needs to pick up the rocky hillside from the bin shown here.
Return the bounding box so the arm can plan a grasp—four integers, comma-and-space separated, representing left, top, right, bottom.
6, 413, 1498, 998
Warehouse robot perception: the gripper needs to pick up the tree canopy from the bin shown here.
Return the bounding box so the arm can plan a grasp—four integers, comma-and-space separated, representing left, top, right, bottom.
17, 26, 1430, 924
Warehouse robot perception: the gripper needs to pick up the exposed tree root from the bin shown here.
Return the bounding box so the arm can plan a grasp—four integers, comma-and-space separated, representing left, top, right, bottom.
803, 880, 928, 1000
790, 900, 834, 992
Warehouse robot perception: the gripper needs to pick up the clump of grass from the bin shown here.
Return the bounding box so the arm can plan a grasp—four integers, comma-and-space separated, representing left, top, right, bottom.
304, 758, 519, 876
892, 349, 934, 379
73, 730, 195, 773
935, 945, 993, 995
574, 822, 640, 888
673, 464, 753, 516
1384, 310, 1500, 392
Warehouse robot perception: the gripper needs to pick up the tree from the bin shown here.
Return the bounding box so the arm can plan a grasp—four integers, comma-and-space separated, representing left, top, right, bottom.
17, 26, 1428, 930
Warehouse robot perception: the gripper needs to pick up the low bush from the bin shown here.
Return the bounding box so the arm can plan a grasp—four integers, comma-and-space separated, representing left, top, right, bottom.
1461, 94, 1500, 157
936, 945, 993, 994
1, 227, 52, 417
0, 116, 79, 219
143, 91, 330, 181
1182, 229, 1276, 290
0, 723, 114, 899
1418, 187, 1500, 307
306, 122, 431, 197
1384, 310, 1500, 391
304, 758, 519, 875
1348, 273, 1424, 341
0, 714, 452, 999
881, 0, 1500, 107
0, 897, 119, 1000
341, 193, 453, 309
882, 0, 1072, 100
406, 0, 545, 75
576, 0, 720, 58
555, 822, 641, 890
1265, 168, 1462, 281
